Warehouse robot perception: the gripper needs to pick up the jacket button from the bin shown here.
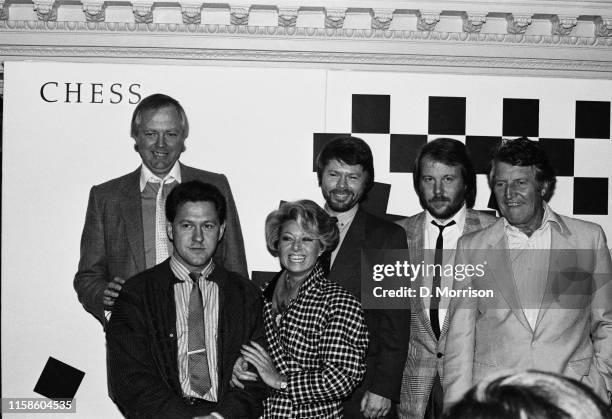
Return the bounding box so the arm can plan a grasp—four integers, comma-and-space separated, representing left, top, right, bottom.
437, 352, 443, 358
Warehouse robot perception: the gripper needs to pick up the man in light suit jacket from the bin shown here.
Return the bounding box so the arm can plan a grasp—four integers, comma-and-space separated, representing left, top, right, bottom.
317, 136, 409, 419
74, 94, 247, 326
396, 138, 496, 419
443, 137, 612, 407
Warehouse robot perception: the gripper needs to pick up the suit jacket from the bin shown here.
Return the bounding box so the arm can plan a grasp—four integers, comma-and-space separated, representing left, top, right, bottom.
328, 207, 410, 406
395, 209, 496, 419
74, 163, 248, 325
443, 210, 612, 405
106, 261, 266, 418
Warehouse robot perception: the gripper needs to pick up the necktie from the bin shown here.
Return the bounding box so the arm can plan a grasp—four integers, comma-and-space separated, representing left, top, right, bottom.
188, 271, 211, 396
155, 179, 170, 263
430, 220, 456, 339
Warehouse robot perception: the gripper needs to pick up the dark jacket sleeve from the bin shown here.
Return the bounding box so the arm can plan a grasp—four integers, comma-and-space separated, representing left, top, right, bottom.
215, 279, 267, 418
217, 174, 249, 278
74, 186, 108, 326
368, 224, 410, 402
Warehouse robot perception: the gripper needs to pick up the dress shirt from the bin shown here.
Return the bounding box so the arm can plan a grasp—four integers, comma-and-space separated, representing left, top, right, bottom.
170, 256, 220, 402
504, 202, 560, 329
423, 204, 467, 331
139, 160, 182, 192
326, 204, 359, 267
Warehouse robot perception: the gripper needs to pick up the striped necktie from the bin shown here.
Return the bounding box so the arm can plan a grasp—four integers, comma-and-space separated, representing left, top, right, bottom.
188, 271, 211, 396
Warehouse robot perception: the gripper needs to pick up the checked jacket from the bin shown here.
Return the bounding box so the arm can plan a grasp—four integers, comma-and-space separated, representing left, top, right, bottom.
261, 264, 369, 418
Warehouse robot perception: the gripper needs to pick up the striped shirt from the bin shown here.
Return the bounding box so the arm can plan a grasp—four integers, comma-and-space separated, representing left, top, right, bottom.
170, 256, 219, 401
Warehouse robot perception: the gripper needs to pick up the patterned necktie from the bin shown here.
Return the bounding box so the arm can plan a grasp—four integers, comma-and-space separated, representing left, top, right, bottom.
188, 271, 211, 396
155, 179, 170, 263
430, 220, 456, 339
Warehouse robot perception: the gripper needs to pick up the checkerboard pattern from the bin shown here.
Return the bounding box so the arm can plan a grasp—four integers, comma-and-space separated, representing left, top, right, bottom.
314, 94, 611, 221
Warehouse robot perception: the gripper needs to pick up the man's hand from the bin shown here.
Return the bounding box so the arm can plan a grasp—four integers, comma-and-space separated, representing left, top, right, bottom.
230, 356, 258, 389
103, 277, 125, 310
360, 391, 392, 419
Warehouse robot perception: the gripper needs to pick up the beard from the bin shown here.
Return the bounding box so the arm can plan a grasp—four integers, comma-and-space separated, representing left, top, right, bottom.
424, 194, 464, 221
323, 188, 358, 213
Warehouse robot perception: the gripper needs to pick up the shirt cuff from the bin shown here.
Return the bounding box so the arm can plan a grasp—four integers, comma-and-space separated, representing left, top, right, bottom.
210, 412, 224, 419
104, 310, 112, 321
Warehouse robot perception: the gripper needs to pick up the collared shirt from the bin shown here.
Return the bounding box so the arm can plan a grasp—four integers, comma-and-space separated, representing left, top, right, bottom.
504, 202, 560, 329
139, 160, 182, 192
170, 256, 220, 402
325, 204, 359, 267
423, 204, 467, 331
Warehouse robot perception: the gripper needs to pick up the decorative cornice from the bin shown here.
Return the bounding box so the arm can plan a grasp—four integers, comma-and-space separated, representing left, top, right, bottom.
230, 5, 249, 26
33, 0, 57, 22
595, 16, 612, 38
325, 8, 346, 29
3, 20, 612, 47
551, 15, 577, 36
132, 2, 153, 24
371, 9, 394, 31
82, 1, 106, 23
462, 12, 487, 33
506, 13, 532, 35
417, 10, 440, 32
278, 7, 297, 28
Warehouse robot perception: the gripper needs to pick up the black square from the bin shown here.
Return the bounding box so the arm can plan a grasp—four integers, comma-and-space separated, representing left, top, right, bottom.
573, 177, 608, 215
352, 94, 390, 134
538, 138, 574, 176
252, 271, 278, 288
465, 136, 502, 174
390, 134, 427, 173
313, 133, 351, 171
487, 191, 499, 212
428, 96, 466, 135
361, 182, 391, 217
34, 357, 85, 400
575, 101, 611, 139
502, 98, 539, 137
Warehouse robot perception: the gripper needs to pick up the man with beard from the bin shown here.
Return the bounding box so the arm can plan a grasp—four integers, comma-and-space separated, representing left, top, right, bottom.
317, 136, 409, 419
396, 138, 496, 419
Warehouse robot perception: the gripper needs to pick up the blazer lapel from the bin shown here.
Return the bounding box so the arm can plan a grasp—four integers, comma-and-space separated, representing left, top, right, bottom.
534, 219, 575, 330
119, 168, 146, 273
485, 221, 533, 332
329, 208, 366, 278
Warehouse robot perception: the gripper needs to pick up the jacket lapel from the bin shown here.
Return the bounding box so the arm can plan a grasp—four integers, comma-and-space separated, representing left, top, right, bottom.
119, 168, 146, 273
485, 221, 533, 332
534, 217, 574, 330
329, 208, 366, 281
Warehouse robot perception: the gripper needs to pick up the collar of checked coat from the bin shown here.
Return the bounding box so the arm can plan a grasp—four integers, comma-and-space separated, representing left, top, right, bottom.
262, 262, 325, 303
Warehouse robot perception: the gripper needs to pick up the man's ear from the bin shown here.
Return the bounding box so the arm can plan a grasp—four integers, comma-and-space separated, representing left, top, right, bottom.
540, 181, 549, 197
166, 222, 173, 241
218, 222, 226, 242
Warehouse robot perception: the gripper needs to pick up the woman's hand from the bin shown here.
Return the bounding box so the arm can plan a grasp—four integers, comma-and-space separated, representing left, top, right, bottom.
230, 356, 258, 389
241, 341, 286, 390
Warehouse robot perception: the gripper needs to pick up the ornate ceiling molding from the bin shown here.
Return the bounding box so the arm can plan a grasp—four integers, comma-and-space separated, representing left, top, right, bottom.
1, 1, 612, 80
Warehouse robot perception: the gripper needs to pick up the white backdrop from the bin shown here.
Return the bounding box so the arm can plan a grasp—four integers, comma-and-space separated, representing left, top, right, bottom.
2, 61, 611, 418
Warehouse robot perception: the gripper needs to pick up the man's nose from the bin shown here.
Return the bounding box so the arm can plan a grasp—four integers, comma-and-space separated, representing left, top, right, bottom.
336, 175, 348, 188
155, 133, 166, 147
505, 184, 514, 199
193, 228, 204, 242
434, 180, 443, 195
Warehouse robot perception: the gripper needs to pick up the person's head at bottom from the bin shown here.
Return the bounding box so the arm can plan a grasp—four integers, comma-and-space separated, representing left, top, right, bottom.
443, 370, 612, 419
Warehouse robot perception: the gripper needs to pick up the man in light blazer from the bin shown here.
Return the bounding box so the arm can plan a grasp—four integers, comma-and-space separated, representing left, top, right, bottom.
443, 137, 612, 406
74, 94, 247, 326
396, 138, 496, 419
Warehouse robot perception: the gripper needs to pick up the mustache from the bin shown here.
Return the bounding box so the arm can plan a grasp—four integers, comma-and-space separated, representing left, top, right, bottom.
330, 188, 353, 195
428, 196, 450, 203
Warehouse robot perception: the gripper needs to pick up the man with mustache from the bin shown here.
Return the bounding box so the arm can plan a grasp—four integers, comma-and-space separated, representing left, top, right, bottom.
317, 136, 409, 419
443, 137, 612, 407
396, 138, 495, 419
74, 93, 248, 326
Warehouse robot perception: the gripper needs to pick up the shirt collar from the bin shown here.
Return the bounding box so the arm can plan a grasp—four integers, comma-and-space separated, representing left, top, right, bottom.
425, 203, 467, 230
169, 255, 215, 283
139, 160, 182, 192
503, 201, 563, 235
325, 203, 359, 228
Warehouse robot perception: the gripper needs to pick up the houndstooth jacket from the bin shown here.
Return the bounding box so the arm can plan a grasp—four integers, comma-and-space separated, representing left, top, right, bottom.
395, 209, 496, 419
261, 264, 369, 418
